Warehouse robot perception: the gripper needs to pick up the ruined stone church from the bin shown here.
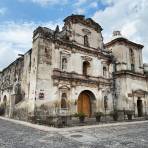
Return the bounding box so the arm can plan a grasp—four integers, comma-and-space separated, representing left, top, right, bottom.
0, 14, 148, 118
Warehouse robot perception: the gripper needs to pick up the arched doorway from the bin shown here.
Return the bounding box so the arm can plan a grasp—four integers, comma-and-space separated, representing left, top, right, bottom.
3, 95, 7, 115
77, 90, 96, 117
3, 95, 7, 107
137, 98, 143, 117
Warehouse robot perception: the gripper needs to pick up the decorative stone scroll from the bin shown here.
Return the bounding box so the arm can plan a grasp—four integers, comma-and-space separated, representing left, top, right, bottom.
81, 56, 92, 61
82, 28, 91, 35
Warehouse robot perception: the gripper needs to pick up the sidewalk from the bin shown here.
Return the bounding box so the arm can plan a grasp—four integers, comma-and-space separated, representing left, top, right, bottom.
0, 116, 148, 132
0, 116, 59, 132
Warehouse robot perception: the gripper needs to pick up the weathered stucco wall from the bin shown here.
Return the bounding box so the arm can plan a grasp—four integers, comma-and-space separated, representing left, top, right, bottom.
108, 43, 143, 74
0, 15, 147, 118
71, 23, 103, 49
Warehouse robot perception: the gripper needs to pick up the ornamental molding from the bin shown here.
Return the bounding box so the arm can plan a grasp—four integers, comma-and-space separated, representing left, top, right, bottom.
82, 28, 91, 35
81, 56, 92, 61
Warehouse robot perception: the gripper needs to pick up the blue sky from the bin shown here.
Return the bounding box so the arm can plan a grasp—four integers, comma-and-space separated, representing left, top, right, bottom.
0, 0, 148, 70
0, 0, 106, 23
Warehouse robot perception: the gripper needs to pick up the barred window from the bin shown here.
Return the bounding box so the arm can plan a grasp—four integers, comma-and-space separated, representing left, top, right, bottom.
103, 67, 107, 77
129, 49, 135, 71
62, 58, 67, 71
84, 35, 89, 47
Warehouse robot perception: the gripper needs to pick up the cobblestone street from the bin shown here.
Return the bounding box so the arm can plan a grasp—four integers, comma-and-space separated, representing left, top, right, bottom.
0, 118, 148, 148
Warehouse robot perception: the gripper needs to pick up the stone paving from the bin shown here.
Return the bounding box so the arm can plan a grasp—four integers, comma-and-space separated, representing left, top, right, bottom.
0, 118, 148, 148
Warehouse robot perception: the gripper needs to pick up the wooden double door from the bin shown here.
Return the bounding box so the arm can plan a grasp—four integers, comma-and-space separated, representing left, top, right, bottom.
78, 92, 91, 117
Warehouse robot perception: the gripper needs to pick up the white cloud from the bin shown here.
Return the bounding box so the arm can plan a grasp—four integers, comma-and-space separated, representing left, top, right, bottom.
99, 0, 116, 5
93, 0, 148, 63
74, 8, 85, 14
75, 0, 87, 6
73, 0, 87, 14
89, 2, 98, 8
19, 0, 68, 6
0, 8, 7, 15
74, 0, 98, 15
0, 21, 63, 70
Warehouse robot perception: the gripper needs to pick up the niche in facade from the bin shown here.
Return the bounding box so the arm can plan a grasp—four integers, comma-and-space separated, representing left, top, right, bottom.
83, 61, 90, 76
61, 93, 67, 109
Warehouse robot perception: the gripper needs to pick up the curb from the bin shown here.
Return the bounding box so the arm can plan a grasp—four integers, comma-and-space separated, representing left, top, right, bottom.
61, 120, 148, 131
0, 116, 59, 132
0, 116, 147, 132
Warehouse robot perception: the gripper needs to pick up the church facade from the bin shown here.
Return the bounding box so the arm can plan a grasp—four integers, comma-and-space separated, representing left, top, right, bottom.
0, 14, 148, 118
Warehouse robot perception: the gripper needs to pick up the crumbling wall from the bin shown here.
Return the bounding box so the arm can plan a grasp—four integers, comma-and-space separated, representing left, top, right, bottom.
21, 50, 32, 100
0, 57, 24, 116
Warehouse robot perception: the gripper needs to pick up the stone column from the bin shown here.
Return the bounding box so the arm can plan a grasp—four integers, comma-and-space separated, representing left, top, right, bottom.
9, 94, 16, 118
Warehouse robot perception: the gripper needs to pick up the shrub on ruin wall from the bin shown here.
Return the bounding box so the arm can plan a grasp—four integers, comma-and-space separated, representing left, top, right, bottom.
32, 104, 69, 127
12, 107, 28, 121
0, 103, 5, 115
32, 104, 55, 125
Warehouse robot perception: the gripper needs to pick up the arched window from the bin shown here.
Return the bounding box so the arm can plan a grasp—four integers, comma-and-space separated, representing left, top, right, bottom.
61, 93, 67, 109
45, 48, 48, 53
62, 58, 67, 71
129, 49, 135, 71
83, 61, 90, 76
103, 67, 107, 77
65, 35, 69, 41
84, 35, 89, 47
